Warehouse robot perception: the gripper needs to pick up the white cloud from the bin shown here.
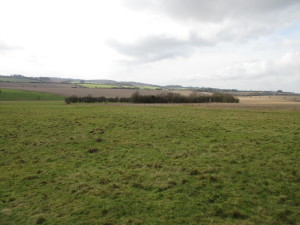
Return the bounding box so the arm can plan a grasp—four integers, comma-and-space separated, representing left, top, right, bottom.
215, 51, 300, 80
0, 0, 299, 92
0, 40, 20, 53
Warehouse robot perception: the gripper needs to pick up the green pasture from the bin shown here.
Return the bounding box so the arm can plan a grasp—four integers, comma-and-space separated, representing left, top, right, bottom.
0, 102, 299, 224
137, 86, 161, 90
0, 89, 64, 101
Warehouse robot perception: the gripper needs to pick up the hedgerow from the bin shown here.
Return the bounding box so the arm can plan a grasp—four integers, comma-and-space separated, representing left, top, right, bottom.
65, 92, 239, 104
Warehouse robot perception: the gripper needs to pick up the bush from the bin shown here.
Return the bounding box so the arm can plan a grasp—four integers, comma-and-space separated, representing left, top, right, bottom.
65, 92, 239, 104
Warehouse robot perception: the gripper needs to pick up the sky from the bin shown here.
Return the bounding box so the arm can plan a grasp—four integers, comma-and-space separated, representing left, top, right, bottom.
0, 0, 299, 92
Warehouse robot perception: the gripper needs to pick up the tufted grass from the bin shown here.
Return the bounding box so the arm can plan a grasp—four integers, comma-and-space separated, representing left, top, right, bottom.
0, 101, 299, 224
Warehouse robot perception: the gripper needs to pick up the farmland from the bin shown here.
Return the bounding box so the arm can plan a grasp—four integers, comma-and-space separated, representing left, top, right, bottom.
0, 77, 41, 83
198, 96, 300, 111
76, 83, 160, 90
0, 82, 166, 98
77, 83, 135, 89
0, 100, 299, 225
0, 89, 64, 101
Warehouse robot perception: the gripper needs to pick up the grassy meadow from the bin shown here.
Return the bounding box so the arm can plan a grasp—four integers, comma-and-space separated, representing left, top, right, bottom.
0, 101, 299, 224
0, 89, 64, 101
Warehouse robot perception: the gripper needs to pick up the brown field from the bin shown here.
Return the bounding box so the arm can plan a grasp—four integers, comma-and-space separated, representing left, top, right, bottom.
196, 96, 300, 111
239, 95, 300, 103
0, 82, 208, 97
0, 82, 166, 97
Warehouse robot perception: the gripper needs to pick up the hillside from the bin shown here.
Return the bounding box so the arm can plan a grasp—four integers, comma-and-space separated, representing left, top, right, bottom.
1, 75, 297, 95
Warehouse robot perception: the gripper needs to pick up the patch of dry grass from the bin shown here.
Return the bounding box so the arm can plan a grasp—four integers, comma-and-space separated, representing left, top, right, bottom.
194, 96, 300, 111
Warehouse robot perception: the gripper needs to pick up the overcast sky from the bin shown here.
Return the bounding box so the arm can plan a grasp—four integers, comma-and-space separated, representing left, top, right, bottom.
0, 0, 299, 92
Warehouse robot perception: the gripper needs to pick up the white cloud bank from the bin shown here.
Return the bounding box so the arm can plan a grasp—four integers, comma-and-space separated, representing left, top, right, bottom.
112, 0, 300, 63
216, 51, 300, 80
0, 0, 299, 92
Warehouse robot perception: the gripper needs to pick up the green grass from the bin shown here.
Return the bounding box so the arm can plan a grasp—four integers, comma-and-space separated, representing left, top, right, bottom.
137, 86, 161, 90
0, 89, 64, 101
0, 102, 299, 224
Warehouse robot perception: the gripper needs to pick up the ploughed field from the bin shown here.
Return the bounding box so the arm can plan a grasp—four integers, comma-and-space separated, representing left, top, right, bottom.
0, 101, 299, 224
0, 82, 166, 98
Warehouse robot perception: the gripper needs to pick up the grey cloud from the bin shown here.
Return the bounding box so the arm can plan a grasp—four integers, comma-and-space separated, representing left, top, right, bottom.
114, 0, 300, 64
126, 0, 300, 22
126, 0, 300, 39
108, 32, 215, 63
118, 0, 300, 63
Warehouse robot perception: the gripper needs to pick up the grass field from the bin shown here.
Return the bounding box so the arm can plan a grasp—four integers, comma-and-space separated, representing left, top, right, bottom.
0, 101, 299, 224
137, 86, 161, 90
0, 89, 64, 101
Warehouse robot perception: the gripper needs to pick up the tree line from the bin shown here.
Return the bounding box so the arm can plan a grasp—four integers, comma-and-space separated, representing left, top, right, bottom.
65, 92, 239, 104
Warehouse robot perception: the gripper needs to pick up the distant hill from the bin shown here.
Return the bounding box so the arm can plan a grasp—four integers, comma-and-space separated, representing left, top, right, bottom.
0, 74, 297, 95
